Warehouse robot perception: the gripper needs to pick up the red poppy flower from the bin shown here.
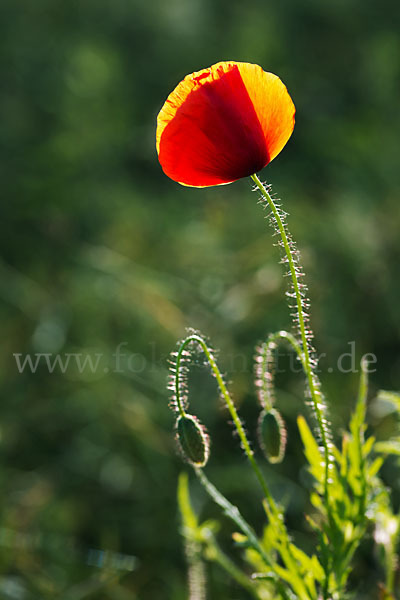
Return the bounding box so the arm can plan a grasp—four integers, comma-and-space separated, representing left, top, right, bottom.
156, 61, 295, 187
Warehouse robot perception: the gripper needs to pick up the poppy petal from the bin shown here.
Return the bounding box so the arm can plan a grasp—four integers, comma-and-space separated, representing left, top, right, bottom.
156, 61, 295, 187
236, 63, 295, 163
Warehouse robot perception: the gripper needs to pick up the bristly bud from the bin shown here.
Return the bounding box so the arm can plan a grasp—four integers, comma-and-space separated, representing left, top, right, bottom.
258, 409, 286, 464
176, 414, 210, 467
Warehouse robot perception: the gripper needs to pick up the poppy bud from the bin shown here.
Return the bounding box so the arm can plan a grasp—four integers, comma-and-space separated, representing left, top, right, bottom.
176, 414, 210, 467
258, 409, 286, 464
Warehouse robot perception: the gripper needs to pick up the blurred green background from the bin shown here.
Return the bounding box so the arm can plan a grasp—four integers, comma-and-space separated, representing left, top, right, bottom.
1, 0, 399, 598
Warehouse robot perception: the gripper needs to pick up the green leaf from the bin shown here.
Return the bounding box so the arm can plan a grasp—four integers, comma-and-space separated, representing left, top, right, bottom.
289, 544, 324, 582
374, 439, 400, 456
349, 357, 368, 442
368, 456, 384, 478
375, 390, 400, 412
362, 435, 375, 458
297, 415, 325, 486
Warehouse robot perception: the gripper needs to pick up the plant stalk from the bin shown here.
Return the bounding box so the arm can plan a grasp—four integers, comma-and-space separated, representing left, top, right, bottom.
251, 173, 331, 505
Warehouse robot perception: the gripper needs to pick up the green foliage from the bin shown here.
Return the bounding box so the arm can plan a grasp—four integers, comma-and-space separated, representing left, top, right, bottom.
176, 348, 400, 598
374, 391, 400, 458
298, 360, 374, 597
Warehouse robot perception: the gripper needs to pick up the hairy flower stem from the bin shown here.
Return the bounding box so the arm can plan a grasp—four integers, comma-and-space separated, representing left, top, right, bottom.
174, 334, 275, 507
251, 173, 332, 505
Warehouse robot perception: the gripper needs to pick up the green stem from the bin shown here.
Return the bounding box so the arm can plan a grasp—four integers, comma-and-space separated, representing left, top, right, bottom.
175, 334, 275, 507
195, 468, 313, 600
251, 174, 331, 505
196, 468, 273, 567
195, 471, 314, 600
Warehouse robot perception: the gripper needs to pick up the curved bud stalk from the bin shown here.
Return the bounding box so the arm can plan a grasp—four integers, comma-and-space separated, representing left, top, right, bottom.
168, 329, 275, 505
254, 330, 304, 464
255, 330, 305, 410
169, 330, 294, 585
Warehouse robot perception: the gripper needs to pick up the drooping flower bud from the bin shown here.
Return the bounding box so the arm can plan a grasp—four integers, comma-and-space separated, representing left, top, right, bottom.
176, 414, 210, 467
258, 408, 286, 464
